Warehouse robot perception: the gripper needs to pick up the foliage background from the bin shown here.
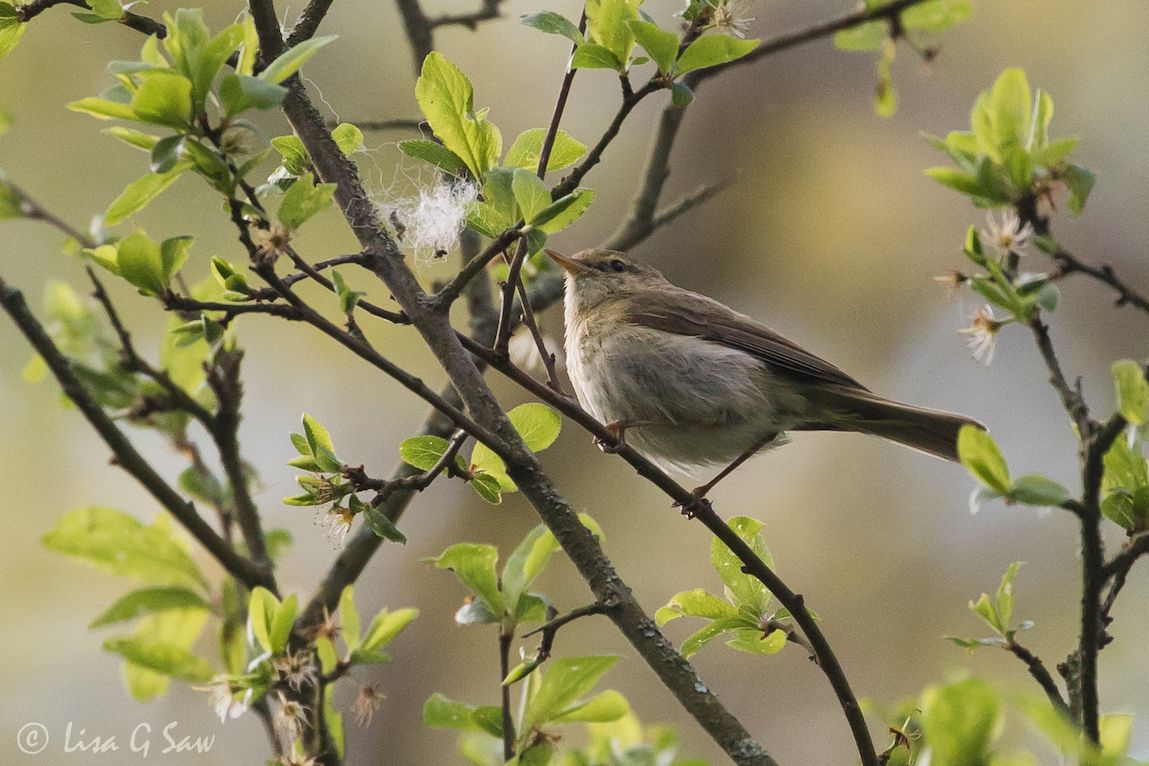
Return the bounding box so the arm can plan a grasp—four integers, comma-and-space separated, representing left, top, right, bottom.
1, 0, 1147, 763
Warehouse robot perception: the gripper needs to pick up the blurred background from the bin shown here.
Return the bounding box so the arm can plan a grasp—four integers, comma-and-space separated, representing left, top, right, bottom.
2, 0, 1148, 763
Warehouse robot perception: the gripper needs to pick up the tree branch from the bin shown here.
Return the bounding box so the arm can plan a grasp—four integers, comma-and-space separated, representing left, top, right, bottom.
0, 274, 274, 592
1038, 238, 1149, 318
16, 0, 167, 38
1007, 640, 1068, 712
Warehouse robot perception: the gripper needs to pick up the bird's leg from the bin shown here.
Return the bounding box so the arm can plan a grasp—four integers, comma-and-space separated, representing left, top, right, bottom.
594, 419, 654, 454
675, 432, 778, 517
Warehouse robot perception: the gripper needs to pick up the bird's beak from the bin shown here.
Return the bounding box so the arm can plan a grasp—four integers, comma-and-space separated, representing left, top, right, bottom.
545, 249, 588, 274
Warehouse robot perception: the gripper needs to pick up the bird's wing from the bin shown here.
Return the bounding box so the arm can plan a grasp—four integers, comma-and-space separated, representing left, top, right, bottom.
624, 287, 868, 391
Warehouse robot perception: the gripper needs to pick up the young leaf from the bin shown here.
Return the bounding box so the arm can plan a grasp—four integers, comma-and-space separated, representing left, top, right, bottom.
500, 524, 560, 615
957, 425, 1010, 495
278, 173, 336, 229
710, 516, 772, 615
1009, 475, 1069, 507
89, 587, 210, 629
331, 122, 363, 156
469, 403, 563, 491
584, 0, 641, 66
339, 585, 361, 651
504, 128, 587, 172
512, 168, 552, 223
626, 19, 678, 74
470, 471, 503, 504
399, 434, 453, 471
520, 11, 583, 45
220, 73, 287, 115
130, 72, 193, 128
103, 636, 213, 683
523, 655, 618, 729
571, 43, 623, 71
415, 52, 502, 179
426, 543, 504, 616
675, 35, 760, 76
355, 606, 419, 662
398, 139, 468, 176
258, 34, 338, 84
247, 586, 278, 654
302, 412, 342, 472
363, 504, 408, 543
104, 164, 190, 226
0, 4, 26, 62
1112, 360, 1148, 426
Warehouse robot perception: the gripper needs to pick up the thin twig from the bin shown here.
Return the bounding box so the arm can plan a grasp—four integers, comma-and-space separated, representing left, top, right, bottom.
0, 274, 274, 592
1037, 238, 1149, 318
16, 0, 167, 37
1006, 640, 1069, 712
499, 631, 515, 760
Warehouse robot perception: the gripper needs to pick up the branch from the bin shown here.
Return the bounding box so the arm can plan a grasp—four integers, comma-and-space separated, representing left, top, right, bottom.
16, 0, 167, 37
429, 0, 501, 31
0, 274, 274, 592
695, 0, 934, 84
461, 337, 877, 765
287, 0, 336, 45
1028, 317, 1092, 436
1007, 640, 1069, 712
1038, 239, 1149, 318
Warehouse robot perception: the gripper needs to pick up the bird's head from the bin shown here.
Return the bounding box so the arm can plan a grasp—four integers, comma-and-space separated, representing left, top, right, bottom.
546, 248, 667, 310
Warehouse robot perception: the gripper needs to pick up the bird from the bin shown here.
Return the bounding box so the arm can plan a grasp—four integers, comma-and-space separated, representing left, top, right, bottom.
546, 247, 983, 501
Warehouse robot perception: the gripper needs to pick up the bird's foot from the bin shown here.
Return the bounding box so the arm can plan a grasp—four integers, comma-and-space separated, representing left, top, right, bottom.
673, 487, 713, 519
594, 420, 630, 454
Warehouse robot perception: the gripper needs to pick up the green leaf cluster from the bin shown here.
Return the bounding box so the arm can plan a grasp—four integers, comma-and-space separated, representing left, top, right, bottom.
0, 3, 26, 63
1100, 378, 1149, 533
957, 227, 1060, 325
326, 585, 418, 666
834, 0, 971, 117
425, 655, 627, 765
400, 403, 563, 505
87, 230, 192, 295
42, 508, 213, 699
926, 68, 1093, 212
655, 516, 789, 658
958, 425, 1070, 513
946, 562, 1033, 652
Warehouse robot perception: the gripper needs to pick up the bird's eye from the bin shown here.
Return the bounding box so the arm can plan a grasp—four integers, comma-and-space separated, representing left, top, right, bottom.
608, 259, 627, 273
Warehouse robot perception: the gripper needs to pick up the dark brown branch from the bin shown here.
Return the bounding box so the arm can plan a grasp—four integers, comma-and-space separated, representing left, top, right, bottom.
16, 0, 167, 37
286, 0, 336, 45
338, 118, 425, 132
695, 0, 933, 84
432, 227, 520, 305
1007, 640, 1068, 711
522, 601, 611, 641
0, 275, 274, 592
1028, 318, 1092, 436
1038, 239, 1149, 318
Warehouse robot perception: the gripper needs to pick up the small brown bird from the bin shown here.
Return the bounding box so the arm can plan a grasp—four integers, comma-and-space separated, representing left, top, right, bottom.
548, 248, 982, 498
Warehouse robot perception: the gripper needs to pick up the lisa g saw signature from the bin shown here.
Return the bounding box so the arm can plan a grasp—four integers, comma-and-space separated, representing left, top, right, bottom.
16, 721, 216, 758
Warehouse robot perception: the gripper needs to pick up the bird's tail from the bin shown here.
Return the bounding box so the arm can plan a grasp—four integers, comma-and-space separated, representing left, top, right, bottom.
800, 388, 984, 462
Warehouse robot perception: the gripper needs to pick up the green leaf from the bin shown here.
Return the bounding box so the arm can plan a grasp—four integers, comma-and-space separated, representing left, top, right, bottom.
220, 73, 287, 115
104, 164, 189, 226
363, 504, 408, 543
43, 508, 206, 591
330, 269, 364, 313
104, 636, 213, 683
626, 20, 678, 73
670, 81, 694, 108
512, 168, 552, 223
247, 586, 278, 654
676, 35, 760, 76
958, 425, 1010, 495
192, 23, 244, 110
994, 561, 1022, 630
301, 412, 341, 472
415, 52, 502, 179
89, 587, 210, 628
524, 656, 618, 729
901, 0, 972, 33
656, 588, 737, 626
68, 97, 139, 121
269, 592, 297, 654
585, 0, 641, 66
278, 172, 336, 229
469, 403, 563, 491
501, 524, 560, 616
520, 11, 583, 44
470, 471, 503, 504
356, 606, 419, 659
120, 607, 208, 700
87, 0, 124, 20
920, 678, 1000, 765
537, 188, 595, 234
505, 128, 587, 173
1063, 163, 1094, 215
331, 122, 363, 156
1113, 360, 1149, 426
130, 72, 193, 128
571, 43, 623, 70
710, 516, 772, 615
271, 134, 310, 175
875, 42, 898, 118
423, 693, 483, 730
400, 434, 452, 471
988, 68, 1031, 154
426, 543, 504, 617
0, 8, 26, 62
397, 139, 468, 176
551, 689, 629, 723
339, 585, 361, 651
833, 20, 888, 51
1009, 475, 1069, 507
258, 34, 337, 83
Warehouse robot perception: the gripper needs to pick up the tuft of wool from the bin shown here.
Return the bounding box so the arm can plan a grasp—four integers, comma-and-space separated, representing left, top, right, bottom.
382, 180, 478, 264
